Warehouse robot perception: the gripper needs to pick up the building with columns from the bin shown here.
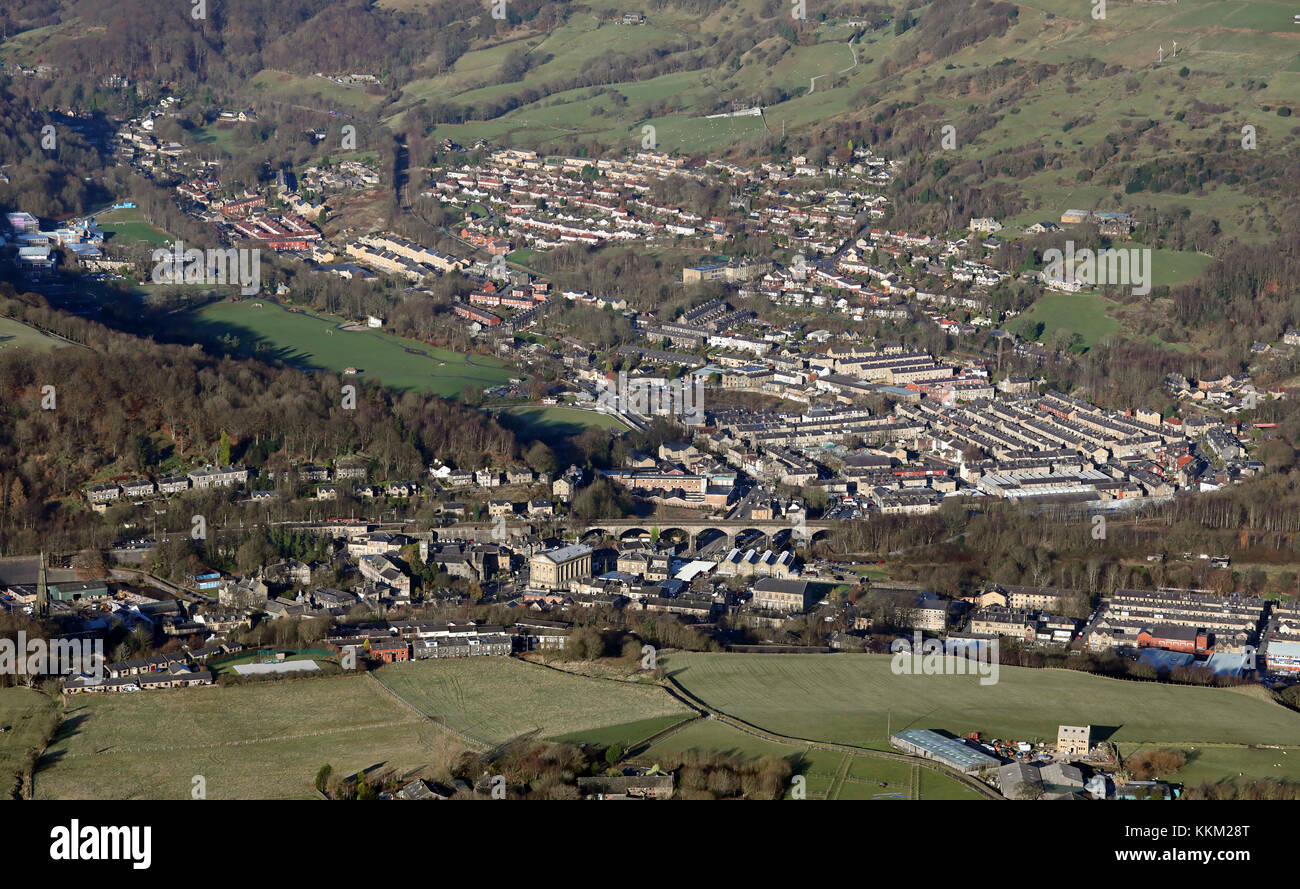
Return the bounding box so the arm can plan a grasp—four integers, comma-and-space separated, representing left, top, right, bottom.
530, 544, 593, 590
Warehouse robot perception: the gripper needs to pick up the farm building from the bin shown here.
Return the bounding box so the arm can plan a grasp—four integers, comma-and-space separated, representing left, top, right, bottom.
889, 729, 1001, 774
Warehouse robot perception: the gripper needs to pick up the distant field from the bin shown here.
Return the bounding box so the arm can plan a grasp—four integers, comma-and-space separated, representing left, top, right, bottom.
1151, 744, 1300, 787
663, 653, 1300, 758
1014, 291, 1122, 349
421, 13, 888, 155
35, 675, 463, 800
0, 317, 70, 353
0, 688, 60, 799
182, 300, 511, 397
249, 69, 387, 114
191, 123, 242, 156
1101, 242, 1214, 289
376, 657, 690, 745
636, 716, 981, 800
495, 404, 630, 438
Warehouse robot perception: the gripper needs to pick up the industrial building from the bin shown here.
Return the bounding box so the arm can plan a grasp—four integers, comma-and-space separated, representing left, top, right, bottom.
890, 729, 1001, 774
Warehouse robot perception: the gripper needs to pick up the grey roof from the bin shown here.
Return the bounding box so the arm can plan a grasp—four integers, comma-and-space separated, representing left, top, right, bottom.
536, 543, 592, 564
231, 660, 320, 676
892, 729, 1001, 771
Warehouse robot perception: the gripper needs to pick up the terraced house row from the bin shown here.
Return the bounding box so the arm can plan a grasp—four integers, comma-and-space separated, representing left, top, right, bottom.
1084, 588, 1271, 654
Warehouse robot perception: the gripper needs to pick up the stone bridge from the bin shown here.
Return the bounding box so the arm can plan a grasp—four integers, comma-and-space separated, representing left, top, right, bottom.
439, 518, 838, 552
581, 518, 838, 551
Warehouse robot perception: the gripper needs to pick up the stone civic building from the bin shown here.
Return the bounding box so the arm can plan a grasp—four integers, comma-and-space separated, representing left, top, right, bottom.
529, 544, 593, 590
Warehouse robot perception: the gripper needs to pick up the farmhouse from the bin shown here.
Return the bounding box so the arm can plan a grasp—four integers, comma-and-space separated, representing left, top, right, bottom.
577, 770, 675, 800
1057, 724, 1091, 756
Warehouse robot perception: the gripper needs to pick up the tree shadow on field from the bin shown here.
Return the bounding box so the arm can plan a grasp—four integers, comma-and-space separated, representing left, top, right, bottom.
36, 711, 90, 771
344, 762, 389, 784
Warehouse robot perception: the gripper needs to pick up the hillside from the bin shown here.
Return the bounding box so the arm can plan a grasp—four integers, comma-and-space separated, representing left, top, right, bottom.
1, 0, 1296, 239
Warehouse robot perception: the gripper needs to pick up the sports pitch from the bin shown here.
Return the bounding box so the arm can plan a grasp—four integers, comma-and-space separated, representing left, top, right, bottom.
184, 300, 512, 397
495, 404, 631, 437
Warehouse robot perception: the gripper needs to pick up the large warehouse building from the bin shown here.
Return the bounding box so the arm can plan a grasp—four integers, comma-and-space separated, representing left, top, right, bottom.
890, 729, 1001, 774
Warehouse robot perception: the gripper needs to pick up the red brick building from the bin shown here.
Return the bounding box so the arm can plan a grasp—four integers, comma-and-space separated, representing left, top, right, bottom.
453, 303, 501, 326
369, 638, 411, 663
1137, 624, 1209, 654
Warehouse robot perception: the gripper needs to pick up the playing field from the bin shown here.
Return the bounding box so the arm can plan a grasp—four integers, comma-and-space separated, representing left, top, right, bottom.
184, 300, 512, 397
375, 657, 691, 746
34, 674, 464, 800
663, 653, 1300, 754
94, 208, 172, 246
1014, 291, 1121, 350
496, 405, 630, 438
0, 688, 60, 799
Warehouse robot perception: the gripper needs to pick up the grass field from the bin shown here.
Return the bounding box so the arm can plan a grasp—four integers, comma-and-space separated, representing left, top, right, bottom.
1145, 744, 1300, 787
911, 0, 1299, 240
0, 317, 70, 353
0, 688, 60, 799
1012, 248, 1216, 353
417, 9, 890, 155
1014, 291, 1122, 350
549, 713, 694, 748
1122, 243, 1215, 289
182, 300, 512, 397
663, 653, 1300, 761
97, 222, 172, 246
636, 716, 982, 800
495, 404, 630, 438
35, 675, 463, 800
376, 658, 690, 745
248, 69, 388, 114
93, 208, 172, 246
34, 651, 1287, 798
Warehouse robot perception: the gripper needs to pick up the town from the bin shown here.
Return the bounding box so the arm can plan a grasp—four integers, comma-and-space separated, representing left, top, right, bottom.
0, 1, 1298, 830
4, 132, 1298, 805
